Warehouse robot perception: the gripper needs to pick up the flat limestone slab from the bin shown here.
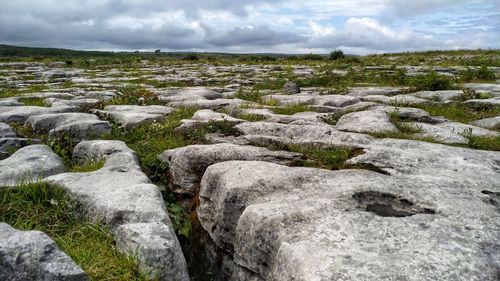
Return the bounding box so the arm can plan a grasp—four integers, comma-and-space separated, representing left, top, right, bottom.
197, 160, 499, 281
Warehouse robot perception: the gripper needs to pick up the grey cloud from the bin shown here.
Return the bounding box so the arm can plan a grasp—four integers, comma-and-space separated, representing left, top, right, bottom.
204, 25, 306, 47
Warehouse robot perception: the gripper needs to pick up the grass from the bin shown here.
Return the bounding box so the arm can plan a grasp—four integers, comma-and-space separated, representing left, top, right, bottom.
412, 103, 500, 124
233, 113, 267, 122
235, 90, 265, 103
0, 181, 146, 280
108, 85, 163, 106
71, 159, 105, 173
18, 97, 46, 106
272, 103, 312, 115
460, 129, 500, 151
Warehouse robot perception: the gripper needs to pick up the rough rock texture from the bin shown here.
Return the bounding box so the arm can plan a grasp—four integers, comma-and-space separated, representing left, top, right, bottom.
176, 109, 244, 133
0, 223, 89, 281
336, 110, 398, 133
470, 116, 500, 130
0, 122, 16, 138
158, 143, 305, 194
197, 160, 500, 281
282, 81, 300, 95
232, 121, 375, 148
94, 105, 174, 130
412, 90, 463, 101
464, 97, 500, 108
347, 87, 401, 97
0, 105, 77, 123
0, 145, 66, 186
26, 113, 111, 141
347, 138, 500, 189
0, 138, 40, 160
45, 140, 188, 281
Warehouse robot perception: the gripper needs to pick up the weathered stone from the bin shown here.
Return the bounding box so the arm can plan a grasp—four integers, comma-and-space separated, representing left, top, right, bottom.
45, 140, 189, 281
470, 116, 500, 130
282, 81, 300, 95
234, 121, 374, 148
464, 97, 500, 108
0, 145, 66, 186
0, 122, 16, 138
347, 87, 401, 97
94, 105, 174, 130
26, 113, 111, 141
0, 138, 39, 160
176, 109, 244, 132
336, 109, 398, 133
0, 223, 89, 281
158, 143, 304, 194
412, 90, 463, 101
197, 160, 499, 281
347, 138, 500, 188
0, 105, 77, 123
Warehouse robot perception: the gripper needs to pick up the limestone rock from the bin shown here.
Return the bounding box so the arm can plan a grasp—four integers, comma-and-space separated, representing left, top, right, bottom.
0, 145, 66, 187
470, 116, 500, 130
94, 105, 174, 130
0, 122, 16, 138
282, 81, 300, 95
347, 87, 401, 97
0, 138, 40, 160
158, 143, 304, 194
197, 161, 500, 281
336, 110, 398, 134
0, 105, 77, 123
26, 113, 111, 141
0, 223, 89, 281
45, 140, 189, 280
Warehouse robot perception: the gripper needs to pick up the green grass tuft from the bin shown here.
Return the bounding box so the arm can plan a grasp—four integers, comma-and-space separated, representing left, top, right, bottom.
272, 103, 312, 115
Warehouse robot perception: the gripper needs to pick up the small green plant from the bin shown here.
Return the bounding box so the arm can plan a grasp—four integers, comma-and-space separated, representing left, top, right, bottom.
233, 113, 267, 122
109, 86, 162, 105
18, 97, 46, 107
71, 159, 105, 173
329, 49, 345, 60
459, 129, 500, 151
459, 66, 496, 82
408, 71, 453, 91
235, 90, 265, 103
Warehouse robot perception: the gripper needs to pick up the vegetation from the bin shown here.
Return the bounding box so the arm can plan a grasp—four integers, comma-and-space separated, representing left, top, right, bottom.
272, 103, 312, 115
71, 160, 105, 173
0, 182, 146, 280
329, 49, 345, 60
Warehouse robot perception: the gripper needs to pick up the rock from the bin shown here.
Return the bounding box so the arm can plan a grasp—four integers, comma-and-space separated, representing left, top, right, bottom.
0, 99, 23, 106
26, 113, 111, 141
406, 120, 498, 144
412, 90, 463, 101
463, 83, 500, 94
406, 122, 469, 144
94, 105, 174, 130
197, 161, 500, 281
175, 109, 244, 133
0, 138, 39, 160
282, 81, 300, 95
84, 91, 118, 100
168, 98, 246, 110
470, 116, 500, 130
234, 121, 375, 148
336, 110, 398, 134
362, 94, 431, 106
347, 87, 401, 97
347, 138, 500, 188
0, 223, 89, 281
114, 223, 190, 281
0, 145, 66, 187
44, 98, 103, 110
158, 143, 305, 194
0, 105, 77, 123
0, 122, 16, 138
464, 98, 500, 108
375, 106, 440, 123
45, 140, 189, 280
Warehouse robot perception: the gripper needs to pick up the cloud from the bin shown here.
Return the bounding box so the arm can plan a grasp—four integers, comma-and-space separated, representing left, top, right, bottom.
0, 0, 498, 53
204, 25, 305, 47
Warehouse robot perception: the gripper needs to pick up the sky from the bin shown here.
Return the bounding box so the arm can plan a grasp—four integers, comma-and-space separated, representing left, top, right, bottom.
0, 0, 499, 55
